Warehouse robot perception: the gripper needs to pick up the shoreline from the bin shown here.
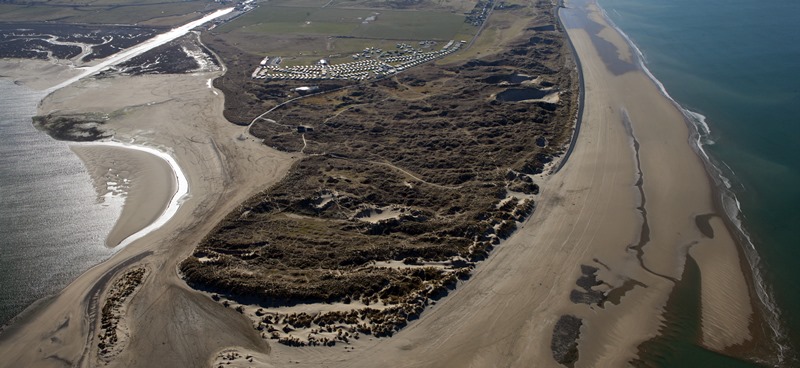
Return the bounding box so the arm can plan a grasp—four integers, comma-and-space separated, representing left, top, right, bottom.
69, 140, 188, 248
547, 0, 760, 364
0, 9, 297, 365
0, 0, 783, 365
552, 0, 585, 174
214, 1, 757, 365
0, 66, 297, 367
595, 2, 785, 360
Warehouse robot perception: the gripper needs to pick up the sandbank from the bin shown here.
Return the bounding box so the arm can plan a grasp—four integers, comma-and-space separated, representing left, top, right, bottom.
69, 143, 178, 248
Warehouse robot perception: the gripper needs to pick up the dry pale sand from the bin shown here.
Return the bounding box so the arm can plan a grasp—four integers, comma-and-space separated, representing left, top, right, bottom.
0, 0, 757, 365
70, 144, 176, 247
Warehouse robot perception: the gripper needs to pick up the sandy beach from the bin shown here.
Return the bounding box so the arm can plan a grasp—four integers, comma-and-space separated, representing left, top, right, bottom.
0, 0, 762, 365
242, 0, 752, 365
69, 144, 176, 247
0, 59, 82, 90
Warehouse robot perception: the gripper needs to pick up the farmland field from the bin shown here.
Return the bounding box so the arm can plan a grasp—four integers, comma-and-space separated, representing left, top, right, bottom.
265, 0, 478, 12
217, 5, 470, 40
211, 3, 477, 65
350, 10, 472, 39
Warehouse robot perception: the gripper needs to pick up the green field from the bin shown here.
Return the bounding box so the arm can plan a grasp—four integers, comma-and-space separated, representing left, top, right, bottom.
218, 5, 471, 40
263, 0, 477, 12
219, 6, 375, 35
351, 10, 472, 40
263, 0, 334, 7
211, 4, 477, 65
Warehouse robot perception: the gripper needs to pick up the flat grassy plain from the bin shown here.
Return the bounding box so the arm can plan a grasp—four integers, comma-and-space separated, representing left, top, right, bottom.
212, 4, 476, 65
350, 10, 472, 39
217, 5, 470, 39
264, 0, 477, 12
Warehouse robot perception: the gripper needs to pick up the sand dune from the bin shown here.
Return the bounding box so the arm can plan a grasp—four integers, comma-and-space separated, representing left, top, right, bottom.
0, 0, 758, 365
251, 0, 754, 366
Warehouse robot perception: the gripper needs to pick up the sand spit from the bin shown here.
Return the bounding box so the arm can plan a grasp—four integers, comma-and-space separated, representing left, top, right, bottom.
81, 141, 189, 248
69, 143, 179, 247
0, 69, 295, 367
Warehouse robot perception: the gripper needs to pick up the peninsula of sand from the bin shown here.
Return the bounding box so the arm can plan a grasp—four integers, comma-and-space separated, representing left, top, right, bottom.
0, 24, 296, 368
0, 0, 773, 367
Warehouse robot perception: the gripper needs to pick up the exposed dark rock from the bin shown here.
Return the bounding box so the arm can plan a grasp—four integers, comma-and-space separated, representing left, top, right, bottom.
551, 314, 583, 367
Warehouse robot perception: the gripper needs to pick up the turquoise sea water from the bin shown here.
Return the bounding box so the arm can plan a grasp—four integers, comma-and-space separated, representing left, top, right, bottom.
597, 0, 800, 365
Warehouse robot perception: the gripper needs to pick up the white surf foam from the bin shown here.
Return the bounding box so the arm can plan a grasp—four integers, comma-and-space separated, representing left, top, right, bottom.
598, 2, 790, 361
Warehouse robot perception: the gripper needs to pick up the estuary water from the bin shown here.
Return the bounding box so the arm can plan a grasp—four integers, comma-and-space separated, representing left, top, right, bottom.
0, 7, 234, 327
0, 79, 120, 325
597, 0, 800, 365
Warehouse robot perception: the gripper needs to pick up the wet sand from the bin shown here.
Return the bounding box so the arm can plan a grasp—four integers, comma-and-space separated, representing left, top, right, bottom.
0, 59, 81, 90
70, 144, 176, 247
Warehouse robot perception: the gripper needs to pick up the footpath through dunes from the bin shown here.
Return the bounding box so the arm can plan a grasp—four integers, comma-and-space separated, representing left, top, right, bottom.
233, 0, 764, 367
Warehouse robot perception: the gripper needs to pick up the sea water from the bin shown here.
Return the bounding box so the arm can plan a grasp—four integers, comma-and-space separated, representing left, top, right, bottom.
0, 79, 121, 325
0, 7, 232, 328
597, 0, 800, 365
